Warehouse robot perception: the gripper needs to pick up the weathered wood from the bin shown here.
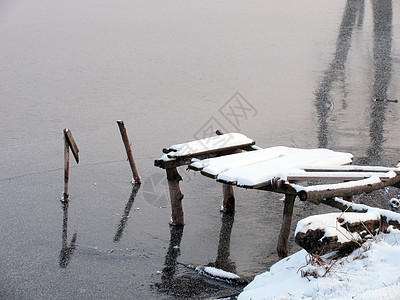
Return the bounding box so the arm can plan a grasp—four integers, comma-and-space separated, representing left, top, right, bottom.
64, 129, 79, 164
117, 120, 141, 184
295, 216, 390, 256
63, 131, 70, 202
303, 165, 400, 175
166, 168, 184, 226
156, 147, 245, 170
319, 197, 400, 229
286, 171, 393, 182
277, 194, 296, 258
221, 184, 235, 214
298, 174, 400, 204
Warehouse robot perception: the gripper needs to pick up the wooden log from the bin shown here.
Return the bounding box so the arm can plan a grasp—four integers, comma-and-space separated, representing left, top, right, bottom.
117, 120, 141, 184
297, 174, 400, 204
166, 167, 184, 226
277, 194, 296, 258
221, 184, 235, 214
319, 197, 400, 229
295, 215, 389, 256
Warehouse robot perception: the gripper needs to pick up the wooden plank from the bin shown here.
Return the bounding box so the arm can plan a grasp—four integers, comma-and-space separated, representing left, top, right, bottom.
64, 129, 79, 164
155, 147, 243, 169
303, 165, 400, 175
286, 171, 394, 182
167, 133, 255, 159
167, 142, 255, 159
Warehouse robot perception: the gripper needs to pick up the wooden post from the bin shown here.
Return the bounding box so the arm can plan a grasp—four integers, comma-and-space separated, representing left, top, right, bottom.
117, 120, 141, 184
166, 167, 184, 226
63, 131, 70, 202
277, 194, 296, 258
221, 184, 235, 214
63, 129, 79, 203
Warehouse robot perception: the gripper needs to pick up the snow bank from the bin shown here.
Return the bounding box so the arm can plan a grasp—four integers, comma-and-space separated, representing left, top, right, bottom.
295, 212, 381, 243
239, 229, 400, 300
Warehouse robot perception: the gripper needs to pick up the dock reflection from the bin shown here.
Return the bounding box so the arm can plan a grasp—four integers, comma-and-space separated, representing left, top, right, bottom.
59, 201, 77, 268
207, 213, 236, 274
156, 213, 238, 297
114, 183, 141, 242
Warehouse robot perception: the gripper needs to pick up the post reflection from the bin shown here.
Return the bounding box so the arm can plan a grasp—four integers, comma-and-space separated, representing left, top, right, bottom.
366, 0, 392, 163
59, 201, 77, 268
161, 226, 184, 282
114, 183, 141, 242
315, 0, 364, 148
207, 213, 236, 274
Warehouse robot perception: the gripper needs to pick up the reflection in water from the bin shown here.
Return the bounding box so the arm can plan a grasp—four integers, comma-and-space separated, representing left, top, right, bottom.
315, 0, 393, 163
114, 183, 141, 242
207, 213, 236, 274
59, 202, 77, 268
366, 0, 392, 163
161, 226, 184, 283
315, 0, 364, 148
155, 218, 239, 298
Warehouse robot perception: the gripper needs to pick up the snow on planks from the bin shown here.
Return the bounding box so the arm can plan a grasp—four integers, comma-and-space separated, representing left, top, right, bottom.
190, 147, 355, 188
166, 133, 255, 159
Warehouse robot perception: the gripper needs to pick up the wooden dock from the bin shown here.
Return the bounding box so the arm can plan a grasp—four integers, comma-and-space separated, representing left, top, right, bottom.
155, 132, 400, 257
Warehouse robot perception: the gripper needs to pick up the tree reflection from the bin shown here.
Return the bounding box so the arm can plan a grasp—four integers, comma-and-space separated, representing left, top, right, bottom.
366, 0, 392, 163
315, 0, 364, 148
315, 0, 393, 165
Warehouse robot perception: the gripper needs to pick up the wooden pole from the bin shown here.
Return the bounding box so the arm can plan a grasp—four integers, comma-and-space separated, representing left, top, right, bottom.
62, 128, 79, 203
277, 194, 296, 258
221, 184, 235, 214
166, 167, 184, 226
117, 120, 141, 184
63, 129, 70, 202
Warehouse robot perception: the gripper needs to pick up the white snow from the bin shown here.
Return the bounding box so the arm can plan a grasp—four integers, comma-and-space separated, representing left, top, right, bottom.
294, 212, 381, 243
214, 148, 353, 186
166, 133, 254, 158
190, 146, 297, 175
196, 266, 241, 280
239, 227, 400, 300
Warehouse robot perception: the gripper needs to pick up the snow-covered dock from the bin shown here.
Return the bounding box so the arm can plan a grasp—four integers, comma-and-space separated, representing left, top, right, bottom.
155, 132, 400, 257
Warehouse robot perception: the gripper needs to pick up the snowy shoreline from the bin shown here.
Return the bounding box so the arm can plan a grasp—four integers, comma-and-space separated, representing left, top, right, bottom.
239, 225, 400, 299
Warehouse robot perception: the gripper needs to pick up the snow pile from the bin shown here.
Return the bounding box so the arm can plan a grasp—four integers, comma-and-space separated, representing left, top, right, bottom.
239, 228, 400, 300
295, 212, 381, 243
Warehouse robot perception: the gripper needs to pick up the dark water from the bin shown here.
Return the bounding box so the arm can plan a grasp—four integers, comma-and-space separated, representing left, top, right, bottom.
1, 0, 399, 298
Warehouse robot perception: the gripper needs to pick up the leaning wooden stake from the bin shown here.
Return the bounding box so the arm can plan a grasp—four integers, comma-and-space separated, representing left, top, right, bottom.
62, 129, 79, 203
277, 194, 296, 258
117, 120, 141, 184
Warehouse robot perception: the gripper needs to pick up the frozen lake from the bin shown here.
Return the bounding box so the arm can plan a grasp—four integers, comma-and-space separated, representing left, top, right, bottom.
1, 0, 399, 298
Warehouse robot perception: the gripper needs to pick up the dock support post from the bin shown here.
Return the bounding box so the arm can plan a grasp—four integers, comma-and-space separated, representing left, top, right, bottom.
221, 184, 235, 214
166, 167, 184, 226
277, 194, 295, 258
